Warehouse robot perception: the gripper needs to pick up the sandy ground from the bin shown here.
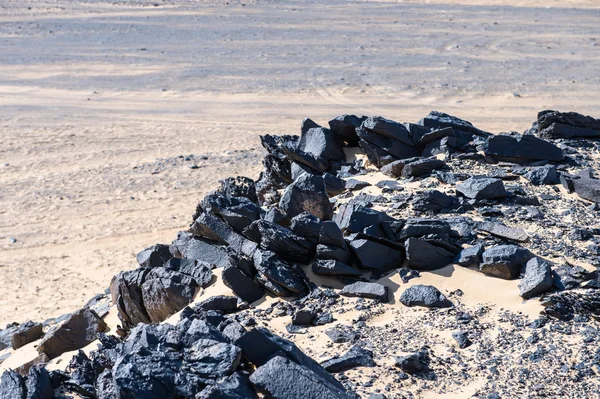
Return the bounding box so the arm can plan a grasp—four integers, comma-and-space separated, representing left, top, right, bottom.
1, 0, 600, 326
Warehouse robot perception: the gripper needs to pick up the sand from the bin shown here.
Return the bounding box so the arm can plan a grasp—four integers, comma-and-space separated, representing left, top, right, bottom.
1, 0, 600, 327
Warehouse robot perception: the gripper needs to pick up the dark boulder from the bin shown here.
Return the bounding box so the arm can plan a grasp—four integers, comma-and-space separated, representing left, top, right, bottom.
249, 355, 353, 399
419, 111, 489, 137
279, 173, 333, 220
480, 245, 534, 280
197, 296, 238, 313
477, 222, 529, 243
345, 179, 371, 191
394, 351, 426, 374
185, 338, 241, 378
221, 263, 265, 304
316, 243, 353, 264
401, 157, 446, 178
245, 220, 315, 264
452, 331, 472, 349
197, 372, 258, 399
333, 203, 392, 233
292, 310, 316, 326
400, 285, 452, 308
325, 328, 357, 344
519, 258, 553, 299
455, 244, 484, 267
190, 212, 257, 256
399, 218, 451, 240
136, 244, 173, 268
484, 133, 564, 163
217, 176, 258, 203
113, 351, 182, 399
328, 114, 366, 146
323, 173, 346, 197
349, 238, 404, 273
163, 258, 214, 288
319, 221, 348, 248
11, 321, 43, 350
110, 268, 152, 328
290, 212, 322, 243
566, 169, 600, 203
456, 177, 506, 200
412, 190, 459, 212
141, 267, 198, 323
311, 259, 361, 277
357, 128, 420, 161
0, 370, 26, 399
321, 345, 376, 373
524, 165, 560, 185
0, 323, 19, 351
405, 238, 455, 271
340, 281, 388, 302
38, 307, 108, 359
536, 110, 600, 139
170, 232, 230, 268
253, 250, 309, 296
297, 127, 345, 161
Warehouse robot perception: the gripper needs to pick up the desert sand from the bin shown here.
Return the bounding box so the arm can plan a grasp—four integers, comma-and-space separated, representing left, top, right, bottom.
1, 0, 600, 328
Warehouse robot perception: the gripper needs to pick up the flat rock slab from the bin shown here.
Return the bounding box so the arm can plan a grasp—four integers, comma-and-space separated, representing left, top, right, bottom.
456, 177, 506, 200
477, 222, 529, 242
340, 281, 388, 302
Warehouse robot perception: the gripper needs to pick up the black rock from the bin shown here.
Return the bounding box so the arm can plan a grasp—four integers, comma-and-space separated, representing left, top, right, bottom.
38, 307, 108, 359
394, 351, 426, 373
519, 258, 553, 299
321, 345, 376, 372
340, 281, 388, 302
568, 169, 600, 203
253, 249, 309, 296
249, 355, 353, 399
399, 285, 452, 308
221, 262, 265, 304
456, 177, 507, 200
323, 173, 346, 196
203, 194, 261, 234
419, 111, 489, 137
190, 211, 257, 257
477, 221, 529, 242
452, 331, 472, 349
552, 264, 594, 290
279, 173, 333, 220
333, 203, 392, 233
163, 258, 214, 288
245, 220, 316, 264
141, 267, 198, 323
398, 267, 420, 283
0, 323, 19, 351
484, 133, 564, 163
524, 165, 560, 185
537, 110, 600, 139
110, 268, 152, 328
297, 127, 346, 161
405, 238, 455, 271
319, 221, 348, 248
113, 351, 182, 399
170, 232, 230, 268
399, 218, 452, 240
325, 328, 357, 343
412, 190, 459, 212
401, 157, 446, 178
292, 310, 316, 326
11, 321, 43, 350
361, 116, 415, 146
235, 327, 345, 391
345, 179, 371, 191
185, 338, 242, 378
136, 244, 173, 268
290, 212, 322, 242
311, 259, 361, 277
316, 243, 353, 264
217, 176, 258, 203
357, 129, 420, 164
0, 369, 26, 399
197, 296, 238, 313
349, 238, 404, 273
328, 114, 366, 146
197, 372, 259, 399
455, 244, 484, 267
480, 245, 534, 280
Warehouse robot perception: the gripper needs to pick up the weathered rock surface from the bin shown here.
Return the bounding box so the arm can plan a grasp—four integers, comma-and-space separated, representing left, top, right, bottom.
400, 285, 452, 308
340, 282, 388, 302
519, 258, 553, 299
480, 245, 534, 280
456, 177, 506, 200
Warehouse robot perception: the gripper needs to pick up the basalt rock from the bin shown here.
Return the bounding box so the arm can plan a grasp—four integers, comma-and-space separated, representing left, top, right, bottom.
340, 281, 388, 302
316, 243, 353, 264
0, 369, 26, 399
221, 262, 265, 304
245, 220, 316, 264
484, 133, 564, 163
321, 345, 376, 373
519, 257, 553, 299
197, 296, 239, 313
311, 259, 361, 277
400, 157, 446, 178
141, 267, 199, 323
405, 238, 456, 271
110, 268, 152, 328
190, 211, 257, 257
456, 177, 507, 200
290, 212, 322, 243
477, 221, 529, 243
400, 285, 452, 308
536, 110, 600, 139
38, 307, 108, 360
394, 351, 427, 374
279, 173, 333, 220
412, 190, 459, 213
297, 127, 346, 161
333, 203, 392, 234
328, 114, 366, 146
419, 111, 490, 137
197, 372, 258, 399
253, 249, 309, 296
170, 232, 230, 268
480, 245, 534, 280
455, 244, 484, 267
524, 165, 560, 185
11, 321, 43, 350
136, 244, 173, 268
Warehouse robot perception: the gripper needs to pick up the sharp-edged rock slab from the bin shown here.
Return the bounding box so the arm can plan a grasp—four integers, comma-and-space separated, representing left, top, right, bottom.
456, 177, 507, 200
321, 345, 376, 373
11, 321, 43, 350
480, 245, 534, 280
405, 238, 455, 271
477, 222, 529, 242
349, 238, 404, 273
519, 257, 553, 299
312, 259, 362, 277
536, 110, 600, 139
484, 133, 564, 163
279, 173, 333, 220
340, 281, 388, 302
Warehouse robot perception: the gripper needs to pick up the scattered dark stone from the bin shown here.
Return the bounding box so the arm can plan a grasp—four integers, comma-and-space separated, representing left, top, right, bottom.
340, 281, 388, 302
325, 328, 357, 343
452, 331, 472, 349
524, 165, 560, 185
38, 307, 108, 360
321, 345, 376, 372
375, 179, 403, 192
400, 285, 452, 308
197, 372, 259, 399
11, 321, 43, 350
519, 258, 553, 299
316, 243, 352, 264
319, 221, 348, 248
333, 203, 392, 234
345, 179, 371, 191
297, 127, 346, 161
419, 111, 490, 137
245, 220, 315, 264
163, 258, 214, 288
412, 190, 459, 212
141, 267, 198, 323
170, 232, 230, 268
394, 351, 426, 374
401, 157, 446, 178
197, 296, 238, 313
292, 310, 316, 326
253, 249, 309, 296
190, 211, 257, 256
398, 267, 420, 283
552, 264, 594, 290
456, 177, 507, 200
480, 245, 534, 280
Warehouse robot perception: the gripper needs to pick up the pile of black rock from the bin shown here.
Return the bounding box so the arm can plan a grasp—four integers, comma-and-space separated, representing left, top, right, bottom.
3, 109, 600, 398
